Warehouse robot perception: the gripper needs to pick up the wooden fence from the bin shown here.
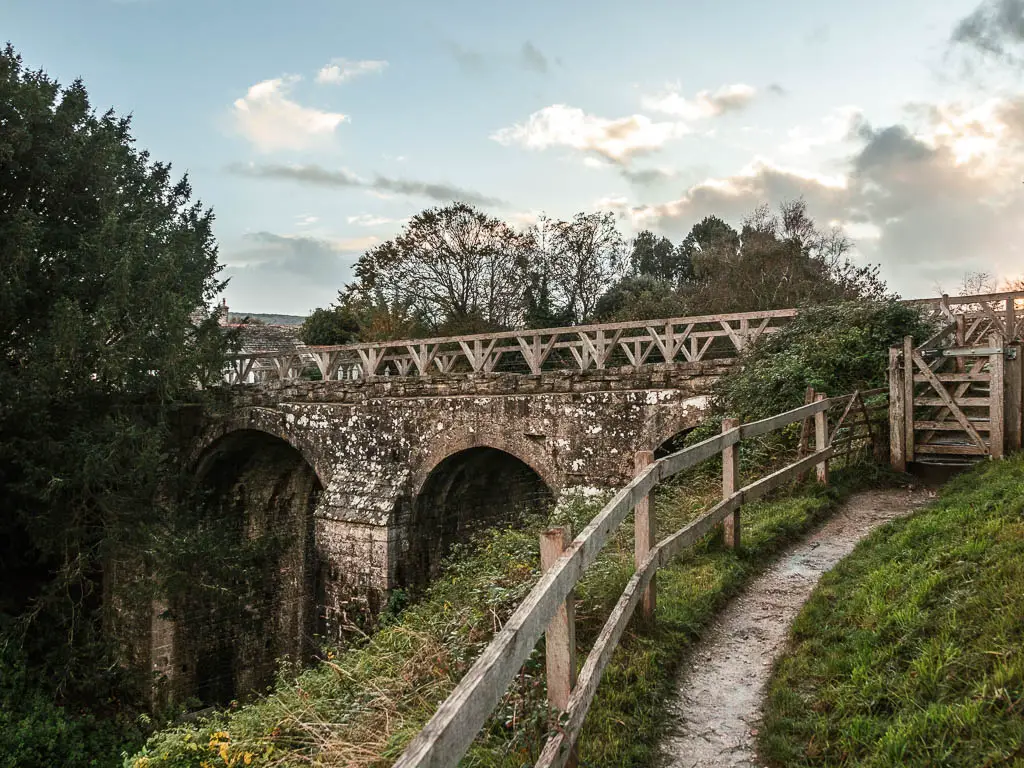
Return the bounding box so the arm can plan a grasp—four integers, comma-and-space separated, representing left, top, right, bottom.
905, 289, 1024, 348
888, 289, 1024, 467
392, 390, 887, 768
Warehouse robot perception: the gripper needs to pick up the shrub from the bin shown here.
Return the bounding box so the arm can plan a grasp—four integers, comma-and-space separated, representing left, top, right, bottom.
712, 299, 933, 421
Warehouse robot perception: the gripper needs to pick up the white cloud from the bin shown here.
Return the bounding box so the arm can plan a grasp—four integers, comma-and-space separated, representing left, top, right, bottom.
347, 213, 396, 226
327, 235, 380, 251
316, 58, 388, 84
833, 220, 883, 240
508, 210, 543, 228
627, 95, 1024, 294
642, 83, 757, 120
296, 214, 319, 227
232, 77, 348, 152
912, 98, 1013, 170
781, 105, 863, 155
491, 104, 688, 163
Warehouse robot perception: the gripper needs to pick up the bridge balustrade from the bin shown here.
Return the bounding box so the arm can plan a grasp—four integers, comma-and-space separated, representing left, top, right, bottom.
222, 291, 1024, 385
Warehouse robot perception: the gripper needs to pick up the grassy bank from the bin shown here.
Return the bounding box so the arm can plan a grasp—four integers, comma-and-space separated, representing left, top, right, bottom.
128, 459, 885, 768
759, 455, 1024, 767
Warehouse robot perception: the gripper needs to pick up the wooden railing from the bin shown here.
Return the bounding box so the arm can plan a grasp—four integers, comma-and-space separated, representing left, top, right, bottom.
910, 290, 1024, 350
392, 391, 887, 768
224, 308, 798, 383
222, 291, 1024, 385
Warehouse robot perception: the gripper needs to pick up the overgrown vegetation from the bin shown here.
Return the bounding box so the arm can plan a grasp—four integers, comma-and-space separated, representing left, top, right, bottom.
127, 464, 890, 768
711, 300, 933, 422
759, 455, 1024, 767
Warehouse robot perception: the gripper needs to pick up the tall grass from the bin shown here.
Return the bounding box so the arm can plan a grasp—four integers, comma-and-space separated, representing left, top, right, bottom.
128, 459, 887, 768
759, 455, 1024, 767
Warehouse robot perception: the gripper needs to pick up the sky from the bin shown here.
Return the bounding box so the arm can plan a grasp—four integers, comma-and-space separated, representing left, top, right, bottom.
6, 0, 1024, 315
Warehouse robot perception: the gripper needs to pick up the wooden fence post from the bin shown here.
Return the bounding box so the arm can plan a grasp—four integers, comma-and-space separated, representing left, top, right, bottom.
814, 393, 829, 485
634, 451, 656, 621
890, 346, 907, 471
1006, 343, 1022, 452
796, 386, 815, 481
990, 333, 1005, 459
722, 418, 740, 549
903, 336, 915, 464
540, 527, 576, 720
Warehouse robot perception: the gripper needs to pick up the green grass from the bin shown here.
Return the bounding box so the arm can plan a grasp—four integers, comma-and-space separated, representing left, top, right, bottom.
759, 455, 1024, 767
127, 461, 885, 768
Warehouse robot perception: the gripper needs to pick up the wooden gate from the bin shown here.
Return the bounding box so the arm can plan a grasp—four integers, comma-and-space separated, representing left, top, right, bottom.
890, 333, 1022, 468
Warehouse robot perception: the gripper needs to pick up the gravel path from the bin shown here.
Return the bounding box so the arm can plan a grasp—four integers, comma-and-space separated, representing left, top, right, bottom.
658, 486, 935, 768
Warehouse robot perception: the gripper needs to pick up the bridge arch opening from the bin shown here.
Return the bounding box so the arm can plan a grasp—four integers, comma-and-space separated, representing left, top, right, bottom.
402, 447, 555, 586
654, 426, 697, 459
180, 429, 322, 706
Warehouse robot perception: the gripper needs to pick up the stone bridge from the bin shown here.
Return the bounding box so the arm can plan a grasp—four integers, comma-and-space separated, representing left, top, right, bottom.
155, 294, 984, 704
161, 362, 724, 703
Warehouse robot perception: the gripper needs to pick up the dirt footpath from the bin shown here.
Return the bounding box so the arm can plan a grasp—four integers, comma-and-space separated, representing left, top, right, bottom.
658, 486, 935, 768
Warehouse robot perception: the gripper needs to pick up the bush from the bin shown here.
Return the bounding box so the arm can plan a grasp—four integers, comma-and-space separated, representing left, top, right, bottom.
712, 299, 933, 421
0, 642, 144, 768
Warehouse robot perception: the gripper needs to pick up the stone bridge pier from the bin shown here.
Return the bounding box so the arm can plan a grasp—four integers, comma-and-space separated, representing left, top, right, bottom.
157, 363, 723, 702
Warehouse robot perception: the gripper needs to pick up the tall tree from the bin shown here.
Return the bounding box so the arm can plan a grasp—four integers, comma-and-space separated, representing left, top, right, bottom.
548, 211, 625, 324
298, 305, 361, 346
0, 44, 229, 759
350, 202, 532, 333
681, 215, 740, 275
594, 275, 690, 322
683, 200, 887, 313
523, 214, 573, 328
629, 229, 693, 284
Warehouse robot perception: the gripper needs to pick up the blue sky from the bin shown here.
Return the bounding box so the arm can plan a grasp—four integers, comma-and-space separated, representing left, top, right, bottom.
7, 0, 1024, 314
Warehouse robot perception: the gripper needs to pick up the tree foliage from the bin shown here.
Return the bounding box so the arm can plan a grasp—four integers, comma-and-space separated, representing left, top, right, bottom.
325, 198, 893, 339
685, 201, 888, 314
0, 44, 229, 763
351, 203, 531, 334
593, 275, 689, 322
629, 229, 693, 284
340, 206, 626, 336
298, 306, 360, 346
544, 211, 625, 324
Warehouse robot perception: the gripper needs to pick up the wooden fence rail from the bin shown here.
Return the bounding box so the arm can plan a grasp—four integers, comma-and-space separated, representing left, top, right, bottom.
393, 390, 887, 768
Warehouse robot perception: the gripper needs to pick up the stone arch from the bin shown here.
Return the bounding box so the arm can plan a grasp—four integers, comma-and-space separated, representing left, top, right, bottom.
176, 427, 323, 705
641, 395, 711, 460
190, 411, 328, 490
398, 437, 557, 587
409, 431, 560, 502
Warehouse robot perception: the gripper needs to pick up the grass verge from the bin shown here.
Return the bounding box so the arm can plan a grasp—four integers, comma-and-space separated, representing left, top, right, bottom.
759, 455, 1024, 767
127, 463, 886, 768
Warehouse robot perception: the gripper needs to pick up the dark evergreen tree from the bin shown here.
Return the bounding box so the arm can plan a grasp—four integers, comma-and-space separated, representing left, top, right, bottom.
0, 44, 230, 762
